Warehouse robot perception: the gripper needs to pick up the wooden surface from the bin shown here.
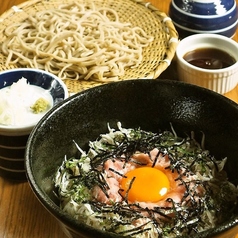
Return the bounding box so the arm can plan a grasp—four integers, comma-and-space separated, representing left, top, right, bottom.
1, 0, 238, 238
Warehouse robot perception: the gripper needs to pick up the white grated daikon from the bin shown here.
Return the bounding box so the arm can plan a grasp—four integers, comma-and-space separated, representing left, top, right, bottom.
0, 77, 53, 126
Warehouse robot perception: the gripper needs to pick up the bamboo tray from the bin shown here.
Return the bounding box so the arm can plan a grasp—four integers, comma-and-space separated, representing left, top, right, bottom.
0, 0, 178, 94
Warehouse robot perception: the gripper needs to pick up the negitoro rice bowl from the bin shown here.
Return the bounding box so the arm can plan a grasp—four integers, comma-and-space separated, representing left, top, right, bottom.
25, 79, 238, 238
54, 122, 238, 237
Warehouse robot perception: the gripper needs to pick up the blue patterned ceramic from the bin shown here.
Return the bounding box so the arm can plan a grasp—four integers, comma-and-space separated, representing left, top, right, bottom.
169, 0, 238, 38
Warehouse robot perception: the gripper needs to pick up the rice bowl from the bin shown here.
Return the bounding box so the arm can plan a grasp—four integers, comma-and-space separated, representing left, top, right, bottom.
25, 79, 238, 237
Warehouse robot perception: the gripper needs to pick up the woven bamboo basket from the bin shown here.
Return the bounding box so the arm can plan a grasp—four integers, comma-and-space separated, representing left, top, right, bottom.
0, 0, 178, 94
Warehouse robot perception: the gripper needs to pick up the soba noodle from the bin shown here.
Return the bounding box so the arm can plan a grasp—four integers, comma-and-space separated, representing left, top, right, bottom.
1, 2, 154, 81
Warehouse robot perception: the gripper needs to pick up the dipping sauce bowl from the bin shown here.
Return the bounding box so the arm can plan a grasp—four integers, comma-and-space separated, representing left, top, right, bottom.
176, 33, 238, 94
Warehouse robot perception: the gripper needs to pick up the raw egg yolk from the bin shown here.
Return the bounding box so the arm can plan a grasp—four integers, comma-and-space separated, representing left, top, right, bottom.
120, 167, 170, 202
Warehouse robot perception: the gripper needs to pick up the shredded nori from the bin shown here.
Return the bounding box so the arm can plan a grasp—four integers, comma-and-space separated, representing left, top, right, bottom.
55, 124, 238, 238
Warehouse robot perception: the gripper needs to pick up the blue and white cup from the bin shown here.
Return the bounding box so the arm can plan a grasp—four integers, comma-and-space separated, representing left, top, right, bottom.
169, 0, 238, 38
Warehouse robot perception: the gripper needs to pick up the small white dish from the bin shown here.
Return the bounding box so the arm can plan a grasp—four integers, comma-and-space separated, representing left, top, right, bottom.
176, 34, 238, 94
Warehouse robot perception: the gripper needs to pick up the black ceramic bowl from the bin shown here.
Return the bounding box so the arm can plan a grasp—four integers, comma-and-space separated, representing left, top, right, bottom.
0, 68, 68, 180
25, 79, 238, 238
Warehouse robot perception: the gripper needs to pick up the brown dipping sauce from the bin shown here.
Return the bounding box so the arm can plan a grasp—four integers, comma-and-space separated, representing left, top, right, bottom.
183, 48, 236, 69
